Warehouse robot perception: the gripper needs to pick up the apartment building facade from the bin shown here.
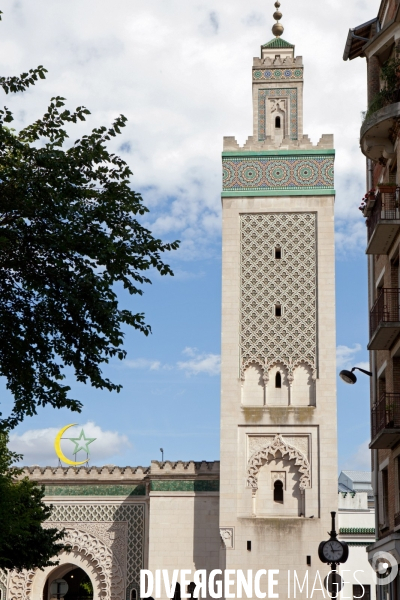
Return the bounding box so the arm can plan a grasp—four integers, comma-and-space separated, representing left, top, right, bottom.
344, 1, 400, 599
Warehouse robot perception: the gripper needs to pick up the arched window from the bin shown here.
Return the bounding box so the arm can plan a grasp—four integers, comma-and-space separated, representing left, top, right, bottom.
131, 590, 138, 600
275, 372, 282, 389
275, 116, 281, 129
274, 480, 284, 503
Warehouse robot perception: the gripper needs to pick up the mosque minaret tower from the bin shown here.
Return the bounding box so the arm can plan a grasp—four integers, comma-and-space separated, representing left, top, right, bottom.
219, 2, 337, 593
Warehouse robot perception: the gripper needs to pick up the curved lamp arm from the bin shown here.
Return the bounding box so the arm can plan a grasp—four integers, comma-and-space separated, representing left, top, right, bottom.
351, 367, 372, 377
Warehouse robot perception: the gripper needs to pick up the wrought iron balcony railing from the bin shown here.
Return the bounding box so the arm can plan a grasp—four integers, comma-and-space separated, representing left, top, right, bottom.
371, 393, 400, 447
367, 191, 398, 236
369, 288, 400, 349
366, 189, 400, 254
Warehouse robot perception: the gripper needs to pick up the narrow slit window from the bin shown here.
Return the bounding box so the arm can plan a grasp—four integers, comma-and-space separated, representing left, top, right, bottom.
247, 540, 252, 551
275, 247, 282, 259
275, 304, 282, 317
131, 591, 138, 600
274, 480, 284, 503
275, 372, 282, 388
275, 116, 281, 129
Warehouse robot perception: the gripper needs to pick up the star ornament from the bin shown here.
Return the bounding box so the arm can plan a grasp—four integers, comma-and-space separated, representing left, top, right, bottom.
68, 429, 96, 456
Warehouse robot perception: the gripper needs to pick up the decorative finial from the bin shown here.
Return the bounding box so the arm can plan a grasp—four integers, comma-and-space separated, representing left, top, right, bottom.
272, 0, 284, 38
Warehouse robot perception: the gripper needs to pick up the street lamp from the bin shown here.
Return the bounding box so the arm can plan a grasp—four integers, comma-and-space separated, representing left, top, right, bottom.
339, 366, 372, 385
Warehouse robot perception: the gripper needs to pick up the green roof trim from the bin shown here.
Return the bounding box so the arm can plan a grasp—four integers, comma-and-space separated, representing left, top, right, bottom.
262, 38, 294, 49
339, 528, 375, 535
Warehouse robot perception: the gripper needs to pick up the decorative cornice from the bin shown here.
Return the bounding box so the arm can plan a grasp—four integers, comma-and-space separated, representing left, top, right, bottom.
222, 154, 334, 194
151, 480, 220, 492
346, 542, 373, 546
339, 528, 376, 535
44, 484, 146, 497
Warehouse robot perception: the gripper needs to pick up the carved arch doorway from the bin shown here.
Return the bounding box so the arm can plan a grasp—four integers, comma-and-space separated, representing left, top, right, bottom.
43, 565, 94, 599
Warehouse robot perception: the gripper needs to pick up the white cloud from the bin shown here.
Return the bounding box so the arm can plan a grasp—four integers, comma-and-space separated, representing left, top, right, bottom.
178, 347, 221, 376
0, 0, 374, 260
336, 343, 363, 370
124, 359, 162, 371
342, 440, 371, 472
9, 422, 130, 466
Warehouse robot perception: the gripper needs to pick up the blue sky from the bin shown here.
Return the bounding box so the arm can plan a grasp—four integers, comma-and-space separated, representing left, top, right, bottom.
0, 0, 375, 470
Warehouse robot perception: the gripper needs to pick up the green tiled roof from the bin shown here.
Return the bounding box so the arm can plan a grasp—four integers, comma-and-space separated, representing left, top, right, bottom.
339, 528, 375, 535
262, 38, 294, 49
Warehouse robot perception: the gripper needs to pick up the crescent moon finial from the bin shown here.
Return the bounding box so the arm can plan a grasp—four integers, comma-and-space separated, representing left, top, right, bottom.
54, 424, 89, 466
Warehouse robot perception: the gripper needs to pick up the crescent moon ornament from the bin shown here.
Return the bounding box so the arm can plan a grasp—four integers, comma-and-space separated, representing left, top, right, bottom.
54, 424, 89, 466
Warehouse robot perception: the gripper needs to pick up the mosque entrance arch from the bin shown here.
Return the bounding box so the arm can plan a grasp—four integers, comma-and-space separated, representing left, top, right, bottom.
8, 526, 125, 599
43, 565, 94, 600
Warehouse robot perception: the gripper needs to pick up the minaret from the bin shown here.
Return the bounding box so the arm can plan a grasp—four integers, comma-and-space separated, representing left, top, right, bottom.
219, 2, 337, 594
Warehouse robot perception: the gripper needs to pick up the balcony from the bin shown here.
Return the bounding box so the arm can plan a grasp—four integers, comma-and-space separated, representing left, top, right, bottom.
360, 99, 400, 162
370, 393, 400, 449
366, 191, 400, 254
369, 288, 400, 350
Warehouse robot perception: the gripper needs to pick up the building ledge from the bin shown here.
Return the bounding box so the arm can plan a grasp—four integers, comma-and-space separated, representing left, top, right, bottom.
368, 321, 400, 351
369, 428, 400, 449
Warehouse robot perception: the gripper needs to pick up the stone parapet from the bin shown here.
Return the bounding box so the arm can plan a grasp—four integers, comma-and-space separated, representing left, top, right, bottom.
19, 465, 149, 482
150, 460, 220, 475
223, 133, 334, 152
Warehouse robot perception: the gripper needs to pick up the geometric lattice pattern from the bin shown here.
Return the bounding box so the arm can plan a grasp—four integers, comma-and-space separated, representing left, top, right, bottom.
253, 68, 303, 81
240, 213, 317, 380
258, 88, 298, 140
223, 155, 334, 192
49, 503, 144, 599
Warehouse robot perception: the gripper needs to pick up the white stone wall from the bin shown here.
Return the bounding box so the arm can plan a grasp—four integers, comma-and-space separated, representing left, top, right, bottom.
220, 193, 337, 598
148, 493, 221, 599
338, 493, 376, 600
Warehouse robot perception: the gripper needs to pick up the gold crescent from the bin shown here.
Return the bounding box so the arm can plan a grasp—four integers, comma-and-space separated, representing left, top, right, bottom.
54, 424, 89, 466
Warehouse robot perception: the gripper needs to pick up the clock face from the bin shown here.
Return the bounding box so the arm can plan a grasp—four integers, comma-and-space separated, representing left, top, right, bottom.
322, 540, 344, 562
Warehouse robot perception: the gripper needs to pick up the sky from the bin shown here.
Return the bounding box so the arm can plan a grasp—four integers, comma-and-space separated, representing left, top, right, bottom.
0, 0, 376, 471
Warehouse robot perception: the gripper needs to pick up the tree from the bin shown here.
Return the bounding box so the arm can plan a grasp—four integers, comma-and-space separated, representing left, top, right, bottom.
0, 15, 179, 430
0, 431, 66, 571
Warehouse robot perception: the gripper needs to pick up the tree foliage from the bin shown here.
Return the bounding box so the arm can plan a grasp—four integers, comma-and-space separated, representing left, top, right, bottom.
0, 431, 66, 571
0, 36, 179, 429
366, 54, 400, 119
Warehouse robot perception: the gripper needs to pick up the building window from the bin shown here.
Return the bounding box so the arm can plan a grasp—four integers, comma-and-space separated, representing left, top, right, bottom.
275, 247, 282, 259
131, 590, 138, 600
274, 480, 284, 503
275, 372, 282, 388
275, 116, 281, 129
275, 304, 282, 317
353, 584, 370, 600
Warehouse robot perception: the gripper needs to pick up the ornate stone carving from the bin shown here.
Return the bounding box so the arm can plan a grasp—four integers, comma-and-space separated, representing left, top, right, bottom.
7, 570, 34, 600
271, 471, 286, 490
42, 521, 128, 579
8, 528, 125, 599
48, 503, 144, 589
247, 434, 311, 491
240, 213, 317, 380
220, 528, 234, 549
248, 435, 309, 461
